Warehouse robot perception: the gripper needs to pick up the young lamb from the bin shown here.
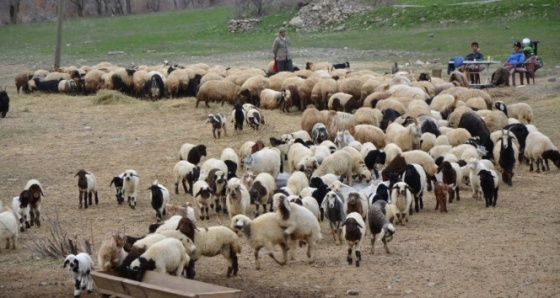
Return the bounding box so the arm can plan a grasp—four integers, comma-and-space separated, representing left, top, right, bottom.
273, 194, 322, 263
434, 181, 449, 213
176, 217, 242, 279
97, 230, 127, 271
193, 180, 215, 220
437, 161, 462, 203
207, 113, 227, 139
122, 169, 140, 209
226, 178, 251, 219
206, 168, 228, 214
232, 103, 245, 131
110, 174, 125, 204
249, 172, 276, 216
342, 212, 366, 267
148, 181, 170, 221
494, 129, 518, 187
173, 160, 200, 195
321, 191, 346, 245
63, 253, 94, 297
467, 158, 488, 199
127, 238, 190, 281
478, 169, 499, 208
0, 207, 18, 251
12, 192, 31, 232
391, 182, 413, 226
525, 131, 560, 172
74, 170, 98, 209
179, 143, 207, 165
165, 203, 196, 222
401, 164, 427, 213
344, 192, 368, 220
246, 107, 265, 130
368, 200, 396, 255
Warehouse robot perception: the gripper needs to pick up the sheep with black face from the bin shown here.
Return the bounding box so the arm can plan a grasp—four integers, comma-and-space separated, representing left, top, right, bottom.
74, 170, 98, 209
0, 86, 10, 118
207, 113, 227, 139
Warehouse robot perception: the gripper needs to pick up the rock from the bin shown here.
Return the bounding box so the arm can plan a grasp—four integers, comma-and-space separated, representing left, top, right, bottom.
428, 282, 436, 287
412, 60, 425, 66
347, 289, 360, 295
404, 289, 414, 294
83, 126, 91, 131
428, 33, 434, 38
548, 77, 556, 82
40, 282, 48, 286
289, 16, 304, 27
228, 19, 261, 33
108, 51, 125, 55
334, 25, 346, 31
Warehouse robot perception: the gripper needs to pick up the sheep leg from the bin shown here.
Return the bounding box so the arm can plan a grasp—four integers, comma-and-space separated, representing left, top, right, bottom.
435, 201, 440, 212
212, 128, 217, 139
88, 191, 93, 206
181, 178, 189, 194
223, 124, 227, 137
306, 240, 315, 263
255, 204, 260, 217
79, 191, 83, 209
34, 209, 41, 227
186, 260, 196, 279
529, 158, 534, 172
493, 187, 499, 207
370, 236, 376, 255
448, 187, 455, 203
536, 158, 542, 173
347, 247, 353, 265
94, 191, 99, 205
382, 237, 391, 254
544, 159, 551, 171
355, 250, 361, 267
205, 206, 209, 220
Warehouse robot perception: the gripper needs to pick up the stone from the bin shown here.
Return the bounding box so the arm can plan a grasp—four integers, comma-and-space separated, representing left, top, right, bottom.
548, 77, 556, 82
289, 16, 304, 27
428, 282, 436, 287
347, 289, 360, 295
404, 289, 414, 294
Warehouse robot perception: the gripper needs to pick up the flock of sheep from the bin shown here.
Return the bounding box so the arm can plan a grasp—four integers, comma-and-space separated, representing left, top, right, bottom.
3, 59, 560, 297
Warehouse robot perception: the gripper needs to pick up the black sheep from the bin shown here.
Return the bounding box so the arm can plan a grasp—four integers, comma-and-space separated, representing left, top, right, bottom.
420, 116, 440, 137
110, 175, 124, 204
232, 104, 244, 131
364, 150, 386, 179
478, 169, 499, 207
458, 111, 493, 160
333, 61, 350, 69
185, 144, 207, 165
148, 182, 167, 221
380, 108, 401, 131
185, 74, 202, 97
0, 88, 9, 118
143, 74, 165, 100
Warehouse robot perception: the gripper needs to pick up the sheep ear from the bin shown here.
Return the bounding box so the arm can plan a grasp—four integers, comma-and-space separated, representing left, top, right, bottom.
194, 190, 202, 198
63, 259, 69, 268
282, 197, 291, 211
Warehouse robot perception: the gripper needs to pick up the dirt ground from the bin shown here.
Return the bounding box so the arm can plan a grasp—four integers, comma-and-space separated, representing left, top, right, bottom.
0, 53, 559, 298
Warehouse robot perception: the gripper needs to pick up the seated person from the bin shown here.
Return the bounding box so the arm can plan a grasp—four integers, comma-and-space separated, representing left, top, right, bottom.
463, 42, 485, 82
448, 42, 484, 76
489, 42, 526, 87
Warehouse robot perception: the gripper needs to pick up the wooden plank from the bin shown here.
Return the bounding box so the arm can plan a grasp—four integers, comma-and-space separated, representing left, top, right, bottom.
91, 271, 243, 298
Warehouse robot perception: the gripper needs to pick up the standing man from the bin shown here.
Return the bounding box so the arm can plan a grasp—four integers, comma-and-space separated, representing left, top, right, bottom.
272, 27, 294, 72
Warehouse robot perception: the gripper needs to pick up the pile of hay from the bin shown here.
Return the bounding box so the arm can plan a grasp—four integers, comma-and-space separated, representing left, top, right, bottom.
92, 90, 137, 105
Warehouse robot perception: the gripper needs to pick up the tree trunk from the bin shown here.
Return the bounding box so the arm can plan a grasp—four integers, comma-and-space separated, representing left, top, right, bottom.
9, 0, 21, 24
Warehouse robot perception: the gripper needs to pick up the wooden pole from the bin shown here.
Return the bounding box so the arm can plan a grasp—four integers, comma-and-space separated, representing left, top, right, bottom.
54, 0, 65, 70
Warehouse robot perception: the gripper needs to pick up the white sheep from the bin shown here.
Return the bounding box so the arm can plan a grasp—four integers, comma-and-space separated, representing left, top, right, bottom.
385, 122, 422, 152
260, 88, 290, 109
176, 218, 242, 278
289, 196, 321, 221
226, 178, 251, 219
243, 148, 282, 180
193, 180, 214, 220
311, 150, 354, 186
335, 130, 355, 149
272, 194, 322, 263
128, 238, 190, 281
230, 213, 291, 269
391, 182, 413, 226
0, 207, 18, 251
342, 212, 366, 267
200, 158, 228, 181
400, 150, 439, 178
468, 158, 488, 199
445, 128, 472, 147
342, 146, 372, 183
285, 171, 309, 195
63, 253, 94, 297
122, 169, 140, 209
74, 169, 98, 209
287, 143, 315, 173
157, 230, 197, 256
525, 131, 560, 172
383, 143, 403, 165
248, 172, 277, 216
494, 101, 533, 124
173, 160, 199, 195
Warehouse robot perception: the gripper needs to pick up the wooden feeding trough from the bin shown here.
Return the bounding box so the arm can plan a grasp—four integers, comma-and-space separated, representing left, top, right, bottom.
91, 270, 244, 298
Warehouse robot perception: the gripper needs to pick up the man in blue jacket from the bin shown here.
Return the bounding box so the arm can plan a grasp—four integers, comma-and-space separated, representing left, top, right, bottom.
489, 42, 525, 87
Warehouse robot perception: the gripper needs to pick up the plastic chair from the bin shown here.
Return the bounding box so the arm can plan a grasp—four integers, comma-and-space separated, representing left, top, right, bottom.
512, 56, 537, 86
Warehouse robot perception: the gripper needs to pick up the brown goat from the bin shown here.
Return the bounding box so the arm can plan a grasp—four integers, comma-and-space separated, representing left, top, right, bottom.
346, 192, 366, 219
434, 181, 449, 213
251, 140, 265, 153
381, 154, 407, 181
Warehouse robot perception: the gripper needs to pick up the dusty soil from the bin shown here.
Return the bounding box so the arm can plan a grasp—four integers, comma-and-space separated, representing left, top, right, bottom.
0, 52, 559, 298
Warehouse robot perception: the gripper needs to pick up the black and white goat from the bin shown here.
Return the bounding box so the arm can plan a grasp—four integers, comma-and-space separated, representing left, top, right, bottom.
74, 170, 98, 209
497, 128, 516, 186
333, 61, 350, 69
312, 123, 329, 145
401, 164, 426, 213
110, 174, 124, 204
364, 150, 386, 179
0, 86, 9, 118
148, 181, 170, 221
63, 253, 94, 297
458, 111, 493, 160
33, 78, 61, 93
207, 113, 227, 139
503, 123, 529, 163
246, 107, 264, 130
143, 73, 165, 100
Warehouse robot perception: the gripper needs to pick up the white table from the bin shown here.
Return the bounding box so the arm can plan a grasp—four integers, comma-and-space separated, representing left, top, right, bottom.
461, 60, 501, 87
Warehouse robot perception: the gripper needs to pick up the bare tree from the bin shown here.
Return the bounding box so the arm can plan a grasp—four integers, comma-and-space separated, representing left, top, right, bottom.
68, 0, 86, 17
235, 0, 272, 17
147, 0, 161, 12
